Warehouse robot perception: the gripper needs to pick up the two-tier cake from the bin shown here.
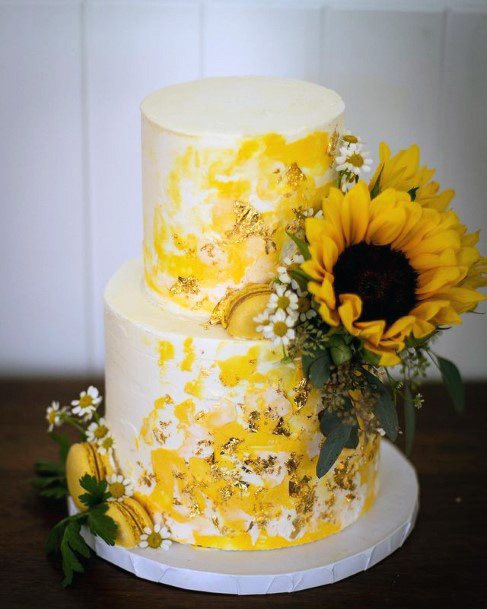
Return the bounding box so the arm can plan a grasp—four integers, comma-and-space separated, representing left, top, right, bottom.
103, 77, 379, 551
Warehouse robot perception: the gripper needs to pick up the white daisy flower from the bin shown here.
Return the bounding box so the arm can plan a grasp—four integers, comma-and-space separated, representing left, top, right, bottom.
97, 433, 115, 456
341, 130, 362, 147
106, 474, 134, 502
86, 418, 110, 444
268, 284, 299, 316
336, 144, 372, 177
339, 171, 358, 193
139, 523, 172, 550
71, 385, 102, 420
254, 308, 272, 334
263, 309, 297, 347
45, 401, 65, 432
297, 294, 318, 322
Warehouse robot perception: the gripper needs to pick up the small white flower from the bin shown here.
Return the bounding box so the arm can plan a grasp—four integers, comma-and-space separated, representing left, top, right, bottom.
341, 130, 362, 147
86, 418, 110, 443
254, 308, 272, 334
313, 209, 324, 219
97, 432, 115, 456
45, 401, 65, 432
139, 523, 172, 550
336, 143, 372, 177
277, 265, 292, 285
297, 293, 318, 322
283, 254, 304, 266
268, 284, 299, 315
106, 474, 134, 502
71, 385, 102, 420
263, 309, 297, 347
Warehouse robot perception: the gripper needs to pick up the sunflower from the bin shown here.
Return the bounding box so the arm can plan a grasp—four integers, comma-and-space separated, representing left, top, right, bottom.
369, 142, 454, 211
302, 181, 486, 365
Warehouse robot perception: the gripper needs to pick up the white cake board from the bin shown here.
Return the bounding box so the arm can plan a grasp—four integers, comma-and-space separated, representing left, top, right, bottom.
68, 440, 418, 595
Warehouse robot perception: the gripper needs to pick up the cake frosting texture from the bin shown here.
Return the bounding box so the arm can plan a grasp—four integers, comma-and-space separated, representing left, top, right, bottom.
105, 77, 379, 551
105, 261, 379, 550
141, 77, 345, 313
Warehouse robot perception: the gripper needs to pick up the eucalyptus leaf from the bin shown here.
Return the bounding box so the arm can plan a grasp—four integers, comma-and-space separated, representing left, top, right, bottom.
363, 370, 399, 441
303, 348, 331, 388
403, 385, 415, 455
316, 423, 352, 478
319, 409, 341, 436
286, 231, 311, 260
344, 426, 359, 449
436, 354, 465, 413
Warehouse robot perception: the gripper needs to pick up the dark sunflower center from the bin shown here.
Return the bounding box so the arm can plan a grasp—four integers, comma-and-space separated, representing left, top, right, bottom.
333, 242, 418, 326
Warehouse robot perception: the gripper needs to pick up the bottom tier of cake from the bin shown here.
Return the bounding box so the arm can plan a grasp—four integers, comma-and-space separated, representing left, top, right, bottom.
104, 260, 380, 550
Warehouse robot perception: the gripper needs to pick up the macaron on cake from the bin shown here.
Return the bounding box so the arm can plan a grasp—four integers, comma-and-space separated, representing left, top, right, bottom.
66, 442, 110, 510
106, 498, 154, 547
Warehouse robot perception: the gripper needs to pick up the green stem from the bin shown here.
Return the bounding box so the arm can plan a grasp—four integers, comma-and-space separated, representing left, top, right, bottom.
61, 415, 86, 435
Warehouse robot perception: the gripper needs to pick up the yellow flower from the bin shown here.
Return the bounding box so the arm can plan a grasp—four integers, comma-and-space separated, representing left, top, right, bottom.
369, 142, 455, 211
302, 182, 486, 366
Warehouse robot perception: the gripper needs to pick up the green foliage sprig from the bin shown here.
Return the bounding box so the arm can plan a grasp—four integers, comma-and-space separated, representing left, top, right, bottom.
32, 433, 70, 500
46, 475, 117, 587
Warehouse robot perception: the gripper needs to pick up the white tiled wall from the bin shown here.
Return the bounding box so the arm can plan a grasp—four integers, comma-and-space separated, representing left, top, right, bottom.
1, 0, 486, 377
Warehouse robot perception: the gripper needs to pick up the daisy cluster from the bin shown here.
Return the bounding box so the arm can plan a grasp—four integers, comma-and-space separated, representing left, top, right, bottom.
44, 385, 115, 456
254, 250, 317, 352
335, 131, 372, 192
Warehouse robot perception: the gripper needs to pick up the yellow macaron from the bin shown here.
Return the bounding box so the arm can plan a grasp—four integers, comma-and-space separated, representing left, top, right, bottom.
106, 497, 154, 547
66, 442, 108, 511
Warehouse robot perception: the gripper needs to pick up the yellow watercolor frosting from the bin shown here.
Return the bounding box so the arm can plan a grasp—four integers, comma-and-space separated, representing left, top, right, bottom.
142, 94, 343, 314
106, 259, 379, 552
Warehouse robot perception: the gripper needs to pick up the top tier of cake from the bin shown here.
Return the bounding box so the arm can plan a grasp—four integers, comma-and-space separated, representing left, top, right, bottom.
141, 77, 345, 315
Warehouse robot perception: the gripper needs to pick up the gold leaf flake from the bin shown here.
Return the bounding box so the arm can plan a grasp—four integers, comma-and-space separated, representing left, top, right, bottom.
293, 378, 311, 411
272, 416, 291, 436
327, 129, 340, 157
248, 411, 260, 433
285, 163, 306, 190
220, 436, 243, 455
169, 276, 200, 295
226, 200, 276, 254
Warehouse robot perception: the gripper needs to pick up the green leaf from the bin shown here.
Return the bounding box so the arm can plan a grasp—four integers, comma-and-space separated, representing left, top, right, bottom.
403, 385, 415, 455
330, 342, 352, 366
317, 423, 352, 478
87, 504, 117, 546
319, 410, 341, 436
436, 354, 465, 413
362, 348, 381, 366
344, 426, 359, 449
303, 348, 331, 388
34, 459, 64, 475
79, 474, 110, 509
408, 186, 419, 201
363, 370, 399, 441
286, 231, 311, 260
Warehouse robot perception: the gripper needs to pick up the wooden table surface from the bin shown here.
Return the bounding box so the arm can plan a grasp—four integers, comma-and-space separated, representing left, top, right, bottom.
1, 378, 485, 608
